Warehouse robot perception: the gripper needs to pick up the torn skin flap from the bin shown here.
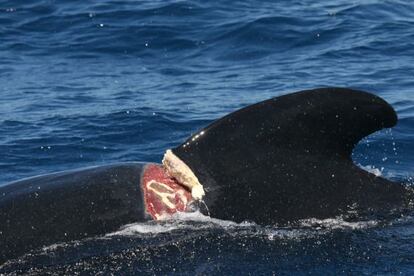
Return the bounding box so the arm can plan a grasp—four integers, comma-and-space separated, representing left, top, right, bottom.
162, 149, 205, 200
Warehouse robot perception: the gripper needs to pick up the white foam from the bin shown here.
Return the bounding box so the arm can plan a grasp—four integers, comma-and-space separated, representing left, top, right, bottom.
169, 210, 252, 226
108, 222, 179, 235
256, 216, 380, 242
35, 214, 385, 258
299, 217, 378, 230
107, 211, 254, 236
107, 210, 381, 243
357, 164, 383, 177
42, 240, 81, 252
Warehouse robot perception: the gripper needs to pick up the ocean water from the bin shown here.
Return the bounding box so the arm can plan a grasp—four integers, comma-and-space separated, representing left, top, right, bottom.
1, 0, 414, 274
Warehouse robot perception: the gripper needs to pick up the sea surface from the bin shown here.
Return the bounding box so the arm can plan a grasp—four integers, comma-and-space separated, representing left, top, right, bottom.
1, 0, 414, 274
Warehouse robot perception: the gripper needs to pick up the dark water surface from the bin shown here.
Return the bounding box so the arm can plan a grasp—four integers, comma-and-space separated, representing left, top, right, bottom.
1, 0, 414, 274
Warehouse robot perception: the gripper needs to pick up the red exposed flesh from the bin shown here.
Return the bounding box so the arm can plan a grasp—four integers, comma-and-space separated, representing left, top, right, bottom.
142, 164, 192, 220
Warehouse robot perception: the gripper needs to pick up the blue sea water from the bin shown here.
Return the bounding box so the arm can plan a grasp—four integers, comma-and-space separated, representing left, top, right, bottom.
1, 0, 414, 274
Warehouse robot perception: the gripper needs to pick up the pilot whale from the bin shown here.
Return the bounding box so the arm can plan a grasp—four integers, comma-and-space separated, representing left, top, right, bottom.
0, 87, 411, 263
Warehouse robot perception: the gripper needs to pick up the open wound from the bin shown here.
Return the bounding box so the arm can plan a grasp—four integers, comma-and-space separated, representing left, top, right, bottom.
142, 164, 192, 220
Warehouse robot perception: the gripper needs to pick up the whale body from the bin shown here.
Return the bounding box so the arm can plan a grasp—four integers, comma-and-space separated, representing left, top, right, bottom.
0, 88, 411, 263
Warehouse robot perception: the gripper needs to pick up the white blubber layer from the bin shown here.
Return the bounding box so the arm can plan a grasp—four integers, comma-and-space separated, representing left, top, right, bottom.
162, 149, 205, 200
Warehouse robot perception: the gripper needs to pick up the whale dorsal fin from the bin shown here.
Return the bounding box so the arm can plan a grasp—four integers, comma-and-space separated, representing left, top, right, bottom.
172, 88, 404, 223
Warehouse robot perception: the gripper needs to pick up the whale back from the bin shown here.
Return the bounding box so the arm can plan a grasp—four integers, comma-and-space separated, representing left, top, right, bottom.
172, 88, 407, 223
